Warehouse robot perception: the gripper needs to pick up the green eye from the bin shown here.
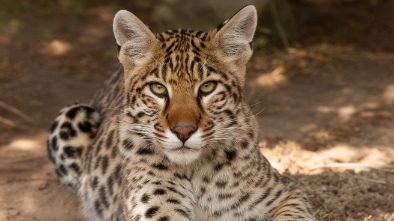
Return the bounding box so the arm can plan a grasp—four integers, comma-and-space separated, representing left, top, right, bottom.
199, 81, 217, 95
150, 83, 168, 96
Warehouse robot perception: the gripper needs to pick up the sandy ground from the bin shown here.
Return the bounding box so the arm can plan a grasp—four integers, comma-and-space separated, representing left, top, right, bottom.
0, 1, 393, 220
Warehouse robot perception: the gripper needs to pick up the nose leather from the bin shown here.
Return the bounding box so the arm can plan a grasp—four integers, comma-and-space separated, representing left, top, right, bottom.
171, 125, 196, 142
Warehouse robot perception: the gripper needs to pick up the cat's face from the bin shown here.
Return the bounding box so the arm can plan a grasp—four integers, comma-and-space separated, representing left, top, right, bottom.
115, 6, 257, 164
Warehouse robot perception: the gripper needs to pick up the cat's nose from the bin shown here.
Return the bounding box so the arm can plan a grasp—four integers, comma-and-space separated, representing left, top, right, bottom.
171, 124, 196, 143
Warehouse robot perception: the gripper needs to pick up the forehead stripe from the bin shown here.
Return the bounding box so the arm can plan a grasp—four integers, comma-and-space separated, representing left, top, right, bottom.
150, 68, 159, 78
166, 41, 176, 53
191, 40, 200, 52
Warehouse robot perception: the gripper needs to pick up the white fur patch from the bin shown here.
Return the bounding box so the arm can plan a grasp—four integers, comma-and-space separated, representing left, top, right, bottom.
161, 129, 202, 165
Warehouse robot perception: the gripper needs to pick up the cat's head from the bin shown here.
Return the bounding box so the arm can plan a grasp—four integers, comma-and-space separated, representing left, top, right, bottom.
114, 5, 257, 165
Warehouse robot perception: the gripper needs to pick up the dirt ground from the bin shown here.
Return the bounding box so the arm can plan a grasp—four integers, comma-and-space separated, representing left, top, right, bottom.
0, 1, 393, 220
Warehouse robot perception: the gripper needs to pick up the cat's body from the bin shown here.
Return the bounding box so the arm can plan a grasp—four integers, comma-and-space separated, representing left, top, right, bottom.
47, 6, 314, 220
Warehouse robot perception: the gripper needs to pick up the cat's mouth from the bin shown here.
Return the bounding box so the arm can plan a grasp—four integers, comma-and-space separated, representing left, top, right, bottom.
170, 145, 196, 152
163, 143, 201, 164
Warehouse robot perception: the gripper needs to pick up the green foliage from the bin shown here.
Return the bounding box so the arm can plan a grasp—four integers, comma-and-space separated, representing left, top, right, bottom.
255, 0, 297, 51
0, 0, 86, 22
0, 0, 297, 51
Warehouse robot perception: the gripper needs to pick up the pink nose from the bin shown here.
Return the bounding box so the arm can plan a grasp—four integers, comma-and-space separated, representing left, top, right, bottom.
171, 125, 196, 142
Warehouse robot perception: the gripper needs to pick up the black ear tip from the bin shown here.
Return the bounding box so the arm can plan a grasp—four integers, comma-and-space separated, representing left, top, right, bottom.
117, 44, 121, 56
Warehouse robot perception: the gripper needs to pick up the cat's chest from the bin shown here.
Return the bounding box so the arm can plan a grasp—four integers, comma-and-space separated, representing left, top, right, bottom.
190, 163, 265, 220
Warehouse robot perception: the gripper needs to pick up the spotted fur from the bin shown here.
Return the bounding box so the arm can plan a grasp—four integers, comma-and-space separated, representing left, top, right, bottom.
47, 103, 100, 193
47, 5, 314, 221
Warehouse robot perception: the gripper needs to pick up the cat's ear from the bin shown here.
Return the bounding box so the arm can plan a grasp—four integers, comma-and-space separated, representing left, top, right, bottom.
113, 10, 157, 64
213, 5, 257, 63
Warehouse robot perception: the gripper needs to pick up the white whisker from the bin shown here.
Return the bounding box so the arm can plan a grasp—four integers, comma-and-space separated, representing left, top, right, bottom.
253, 106, 267, 116
249, 100, 266, 107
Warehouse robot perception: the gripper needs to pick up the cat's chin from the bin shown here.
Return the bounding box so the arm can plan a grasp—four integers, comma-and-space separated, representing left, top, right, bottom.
164, 148, 201, 165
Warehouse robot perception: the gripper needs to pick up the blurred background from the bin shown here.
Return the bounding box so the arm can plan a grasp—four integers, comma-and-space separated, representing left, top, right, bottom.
0, 0, 393, 220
